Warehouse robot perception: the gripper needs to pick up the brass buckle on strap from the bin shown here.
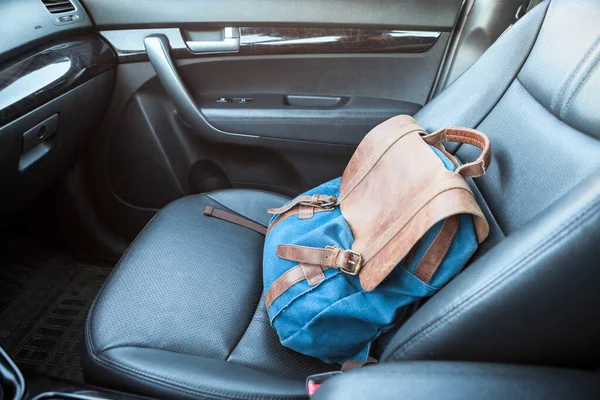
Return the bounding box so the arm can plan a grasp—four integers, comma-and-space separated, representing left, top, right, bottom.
326, 246, 362, 276
340, 250, 362, 275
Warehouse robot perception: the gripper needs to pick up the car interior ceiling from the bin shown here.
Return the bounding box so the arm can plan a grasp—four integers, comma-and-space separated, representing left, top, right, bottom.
0, 0, 599, 399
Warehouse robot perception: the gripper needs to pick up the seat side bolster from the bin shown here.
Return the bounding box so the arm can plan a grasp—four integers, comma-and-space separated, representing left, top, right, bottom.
382, 174, 600, 367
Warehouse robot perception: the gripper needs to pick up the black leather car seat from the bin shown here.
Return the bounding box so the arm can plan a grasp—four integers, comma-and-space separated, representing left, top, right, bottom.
83, 1, 600, 399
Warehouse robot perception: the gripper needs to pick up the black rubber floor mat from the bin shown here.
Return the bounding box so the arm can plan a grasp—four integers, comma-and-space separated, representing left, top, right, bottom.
0, 239, 113, 382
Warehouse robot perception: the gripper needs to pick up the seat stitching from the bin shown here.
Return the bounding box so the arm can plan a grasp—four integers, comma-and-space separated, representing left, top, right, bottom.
514, 77, 598, 137
388, 197, 599, 360
200, 195, 267, 361
225, 298, 264, 362
550, 34, 600, 113
558, 37, 600, 118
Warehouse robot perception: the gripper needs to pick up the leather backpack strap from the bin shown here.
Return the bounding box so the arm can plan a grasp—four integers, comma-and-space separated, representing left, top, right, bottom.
422, 127, 491, 178
266, 243, 362, 308
277, 245, 362, 275
266, 214, 465, 306
413, 215, 460, 283
265, 265, 306, 308
265, 264, 330, 308
203, 206, 267, 235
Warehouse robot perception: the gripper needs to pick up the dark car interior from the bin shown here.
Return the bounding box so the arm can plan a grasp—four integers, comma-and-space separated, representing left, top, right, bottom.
1, 0, 599, 399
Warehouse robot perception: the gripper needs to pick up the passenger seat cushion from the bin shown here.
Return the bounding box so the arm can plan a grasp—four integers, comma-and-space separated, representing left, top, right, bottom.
84, 189, 335, 400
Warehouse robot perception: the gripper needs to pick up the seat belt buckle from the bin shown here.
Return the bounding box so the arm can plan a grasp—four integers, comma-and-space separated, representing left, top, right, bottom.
306, 371, 343, 397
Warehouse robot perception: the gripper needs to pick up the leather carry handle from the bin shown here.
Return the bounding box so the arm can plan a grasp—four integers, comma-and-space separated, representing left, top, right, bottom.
422, 127, 491, 178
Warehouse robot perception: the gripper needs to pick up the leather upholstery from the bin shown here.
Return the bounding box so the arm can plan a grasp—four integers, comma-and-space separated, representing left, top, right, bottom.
85, 0, 600, 398
84, 190, 336, 400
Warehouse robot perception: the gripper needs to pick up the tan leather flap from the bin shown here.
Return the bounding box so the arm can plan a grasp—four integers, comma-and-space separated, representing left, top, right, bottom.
339, 115, 489, 291
359, 188, 488, 291
339, 115, 426, 202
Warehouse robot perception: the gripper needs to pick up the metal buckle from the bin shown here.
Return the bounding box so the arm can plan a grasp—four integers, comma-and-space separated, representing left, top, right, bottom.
300, 195, 338, 209
340, 250, 362, 275
327, 246, 362, 275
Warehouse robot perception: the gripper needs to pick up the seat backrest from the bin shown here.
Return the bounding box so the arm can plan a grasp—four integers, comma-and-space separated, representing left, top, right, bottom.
380, 0, 600, 368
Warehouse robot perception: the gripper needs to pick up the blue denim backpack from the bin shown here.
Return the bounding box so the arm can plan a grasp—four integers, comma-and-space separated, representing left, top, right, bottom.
262, 116, 491, 364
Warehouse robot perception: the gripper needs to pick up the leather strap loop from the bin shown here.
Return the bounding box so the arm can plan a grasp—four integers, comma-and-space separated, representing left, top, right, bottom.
299, 205, 315, 220
267, 207, 332, 235
422, 127, 491, 178
302, 264, 326, 286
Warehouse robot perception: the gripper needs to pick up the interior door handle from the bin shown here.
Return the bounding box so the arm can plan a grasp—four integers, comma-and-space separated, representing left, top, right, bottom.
143, 34, 257, 144
186, 27, 240, 54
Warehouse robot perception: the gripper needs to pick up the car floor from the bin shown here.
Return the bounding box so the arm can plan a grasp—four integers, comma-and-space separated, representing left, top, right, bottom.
0, 236, 114, 383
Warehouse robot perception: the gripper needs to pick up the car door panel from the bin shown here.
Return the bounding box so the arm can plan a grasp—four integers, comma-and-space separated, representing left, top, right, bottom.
177, 47, 445, 144
82, 0, 467, 239
101, 27, 447, 146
